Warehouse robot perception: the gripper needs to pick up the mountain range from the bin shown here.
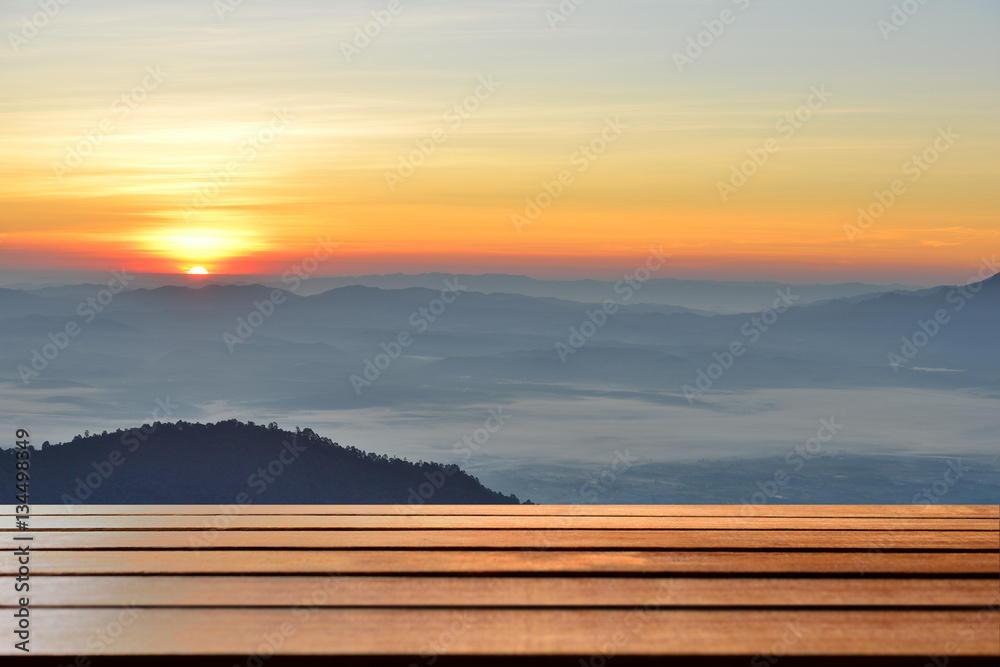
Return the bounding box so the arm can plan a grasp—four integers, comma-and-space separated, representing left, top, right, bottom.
1, 271, 997, 503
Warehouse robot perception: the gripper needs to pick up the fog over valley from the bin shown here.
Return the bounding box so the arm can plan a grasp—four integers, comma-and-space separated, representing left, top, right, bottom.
2, 270, 997, 504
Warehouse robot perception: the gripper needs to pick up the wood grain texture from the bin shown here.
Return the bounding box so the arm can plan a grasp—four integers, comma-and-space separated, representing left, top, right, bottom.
4, 549, 995, 575
25, 528, 999, 550
3, 505, 996, 659
4, 609, 997, 656
19, 575, 1000, 608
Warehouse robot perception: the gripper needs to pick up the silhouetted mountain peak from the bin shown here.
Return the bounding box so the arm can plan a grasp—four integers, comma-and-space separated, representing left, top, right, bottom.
11, 420, 522, 505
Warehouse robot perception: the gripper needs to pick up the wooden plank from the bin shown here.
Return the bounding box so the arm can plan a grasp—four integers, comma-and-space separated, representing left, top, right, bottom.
24, 529, 999, 550
4, 549, 994, 575
15, 515, 998, 531
7, 504, 998, 518
18, 575, 1000, 608
5, 609, 997, 656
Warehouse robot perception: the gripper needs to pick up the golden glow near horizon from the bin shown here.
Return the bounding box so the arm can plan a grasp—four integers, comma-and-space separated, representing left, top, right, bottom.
131, 227, 265, 268
187, 266, 208, 275
0, 1, 997, 284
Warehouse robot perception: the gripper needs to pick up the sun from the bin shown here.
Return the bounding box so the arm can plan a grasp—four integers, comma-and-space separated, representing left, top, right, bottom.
187, 266, 209, 275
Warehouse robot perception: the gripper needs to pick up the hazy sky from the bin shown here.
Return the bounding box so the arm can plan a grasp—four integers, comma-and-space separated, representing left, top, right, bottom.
1, 0, 997, 282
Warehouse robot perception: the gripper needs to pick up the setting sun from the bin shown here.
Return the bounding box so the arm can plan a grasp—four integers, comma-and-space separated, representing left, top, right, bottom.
187, 266, 208, 275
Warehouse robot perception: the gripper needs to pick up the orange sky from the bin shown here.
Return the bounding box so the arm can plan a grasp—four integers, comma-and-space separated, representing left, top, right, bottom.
0, 1, 997, 284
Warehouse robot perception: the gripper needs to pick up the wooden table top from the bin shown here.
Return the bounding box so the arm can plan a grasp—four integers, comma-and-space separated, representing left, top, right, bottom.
3, 504, 998, 665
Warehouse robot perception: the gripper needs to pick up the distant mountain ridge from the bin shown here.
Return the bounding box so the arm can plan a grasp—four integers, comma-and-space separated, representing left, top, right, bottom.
274, 273, 924, 313
5, 271, 926, 314
2, 273, 997, 503
8, 421, 522, 505
3, 272, 997, 402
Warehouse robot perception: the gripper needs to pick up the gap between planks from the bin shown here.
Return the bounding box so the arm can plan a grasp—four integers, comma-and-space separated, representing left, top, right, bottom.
14, 575, 1000, 608
18, 529, 1000, 550
10, 515, 998, 531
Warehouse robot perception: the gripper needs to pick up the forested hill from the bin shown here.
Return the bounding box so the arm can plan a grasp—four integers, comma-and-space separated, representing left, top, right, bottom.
10, 420, 523, 505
